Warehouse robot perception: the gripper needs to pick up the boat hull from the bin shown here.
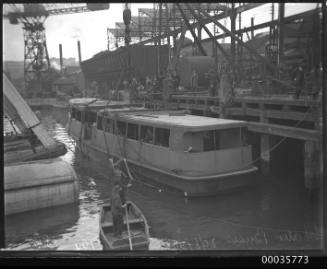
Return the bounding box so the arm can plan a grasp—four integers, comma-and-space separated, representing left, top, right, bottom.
77, 139, 258, 197
99, 202, 150, 250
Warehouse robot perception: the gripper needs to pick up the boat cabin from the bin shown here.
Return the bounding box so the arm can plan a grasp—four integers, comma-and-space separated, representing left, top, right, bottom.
95, 110, 248, 153
69, 98, 128, 125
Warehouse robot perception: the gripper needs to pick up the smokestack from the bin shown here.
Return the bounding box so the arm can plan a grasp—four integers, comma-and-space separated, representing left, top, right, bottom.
77, 40, 82, 64
59, 44, 63, 73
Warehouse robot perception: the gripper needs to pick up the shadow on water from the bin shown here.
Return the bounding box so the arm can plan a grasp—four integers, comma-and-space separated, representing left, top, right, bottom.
5, 203, 79, 249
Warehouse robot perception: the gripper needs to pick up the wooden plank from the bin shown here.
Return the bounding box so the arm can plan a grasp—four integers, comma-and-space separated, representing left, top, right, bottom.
233, 96, 320, 107
248, 122, 322, 142
227, 107, 317, 122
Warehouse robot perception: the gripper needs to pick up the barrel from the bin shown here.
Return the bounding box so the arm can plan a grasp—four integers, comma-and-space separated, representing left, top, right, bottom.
5, 158, 79, 215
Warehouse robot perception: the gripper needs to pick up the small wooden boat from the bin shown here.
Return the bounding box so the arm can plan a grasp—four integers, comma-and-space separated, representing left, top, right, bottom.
99, 201, 150, 250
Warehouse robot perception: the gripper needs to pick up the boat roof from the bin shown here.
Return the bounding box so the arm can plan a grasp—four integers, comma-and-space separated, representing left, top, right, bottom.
99, 106, 148, 116
69, 98, 140, 110
112, 110, 247, 131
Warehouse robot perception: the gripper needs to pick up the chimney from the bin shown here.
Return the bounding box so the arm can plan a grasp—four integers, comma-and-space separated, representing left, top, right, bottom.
59, 44, 63, 73
77, 40, 82, 64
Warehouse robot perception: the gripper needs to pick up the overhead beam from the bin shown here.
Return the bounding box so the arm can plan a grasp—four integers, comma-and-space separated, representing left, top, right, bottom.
186, 8, 321, 45
137, 3, 265, 45
199, 9, 278, 73
176, 3, 207, 56
248, 122, 322, 142
184, 3, 232, 64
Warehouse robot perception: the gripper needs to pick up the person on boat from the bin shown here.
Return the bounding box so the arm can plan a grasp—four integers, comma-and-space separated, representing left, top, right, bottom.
111, 182, 126, 238
143, 128, 153, 144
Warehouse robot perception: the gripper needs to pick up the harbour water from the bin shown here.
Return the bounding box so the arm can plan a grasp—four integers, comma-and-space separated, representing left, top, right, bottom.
4, 107, 323, 251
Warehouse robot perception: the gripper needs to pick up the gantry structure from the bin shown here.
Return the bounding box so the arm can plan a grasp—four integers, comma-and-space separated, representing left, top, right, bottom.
4, 3, 109, 97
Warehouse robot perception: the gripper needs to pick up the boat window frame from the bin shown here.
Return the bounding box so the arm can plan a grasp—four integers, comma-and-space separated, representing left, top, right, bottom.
218, 127, 244, 150
154, 127, 170, 148
85, 110, 97, 124
96, 115, 104, 130
104, 117, 115, 134
116, 120, 127, 137
75, 109, 82, 122
201, 127, 248, 152
140, 125, 154, 145
127, 122, 139, 140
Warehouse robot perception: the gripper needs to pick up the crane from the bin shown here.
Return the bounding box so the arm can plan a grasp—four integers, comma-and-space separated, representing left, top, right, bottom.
3, 3, 109, 97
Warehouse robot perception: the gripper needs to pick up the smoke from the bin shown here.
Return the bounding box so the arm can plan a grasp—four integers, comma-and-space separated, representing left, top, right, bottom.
51, 61, 61, 70
71, 25, 83, 40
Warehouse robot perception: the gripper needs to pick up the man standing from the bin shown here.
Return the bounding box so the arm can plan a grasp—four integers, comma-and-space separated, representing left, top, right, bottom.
208, 68, 218, 96
292, 64, 305, 99
111, 182, 126, 238
190, 70, 198, 91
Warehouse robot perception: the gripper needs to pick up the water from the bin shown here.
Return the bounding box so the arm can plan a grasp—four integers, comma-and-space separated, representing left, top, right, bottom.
4, 108, 323, 250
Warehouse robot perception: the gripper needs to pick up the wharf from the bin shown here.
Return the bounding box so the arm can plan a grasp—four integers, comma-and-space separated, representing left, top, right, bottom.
146, 92, 323, 192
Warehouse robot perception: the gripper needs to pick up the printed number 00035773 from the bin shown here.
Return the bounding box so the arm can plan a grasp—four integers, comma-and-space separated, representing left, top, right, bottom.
261, 256, 309, 264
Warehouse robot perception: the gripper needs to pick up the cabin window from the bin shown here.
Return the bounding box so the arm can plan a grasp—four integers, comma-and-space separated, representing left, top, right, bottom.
105, 118, 115, 133
71, 107, 76, 119
154, 127, 170, 147
97, 116, 104, 130
217, 128, 243, 149
116, 121, 126, 136
75, 110, 82, 122
127, 123, 139, 140
85, 111, 97, 123
203, 128, 244, 151
140, 125, 154, 144
203, 130, 215, 151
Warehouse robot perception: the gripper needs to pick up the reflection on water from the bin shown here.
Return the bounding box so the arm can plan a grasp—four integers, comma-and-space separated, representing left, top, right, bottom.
4, 107, 323, 250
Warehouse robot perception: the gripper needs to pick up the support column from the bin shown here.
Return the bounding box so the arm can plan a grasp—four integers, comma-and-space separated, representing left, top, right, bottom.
260, 103, 270, 175
260, 134, 271, 175
277, 3, 285, 67
304, 141, 323, 190
230, 4, 236, 93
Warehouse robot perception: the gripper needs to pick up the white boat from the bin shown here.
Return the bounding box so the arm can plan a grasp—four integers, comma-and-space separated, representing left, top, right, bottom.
67, 99, 258, 197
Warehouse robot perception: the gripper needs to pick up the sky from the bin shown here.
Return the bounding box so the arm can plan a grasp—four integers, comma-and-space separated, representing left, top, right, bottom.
2, 3, 318, 62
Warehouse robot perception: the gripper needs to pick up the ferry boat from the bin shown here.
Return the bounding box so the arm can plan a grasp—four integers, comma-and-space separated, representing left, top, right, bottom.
67, 99, 258, 197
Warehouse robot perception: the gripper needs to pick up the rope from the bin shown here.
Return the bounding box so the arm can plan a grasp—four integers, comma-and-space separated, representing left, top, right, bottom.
239, 105, 314, 169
